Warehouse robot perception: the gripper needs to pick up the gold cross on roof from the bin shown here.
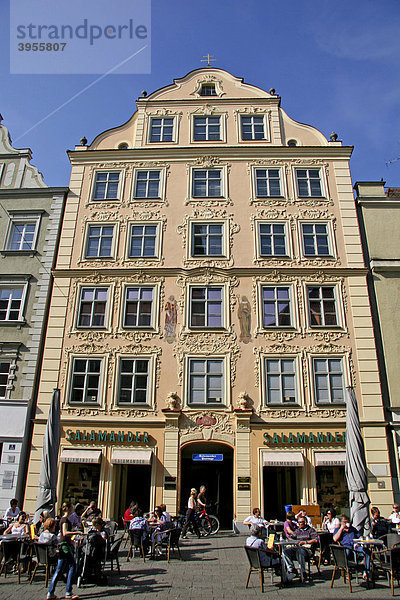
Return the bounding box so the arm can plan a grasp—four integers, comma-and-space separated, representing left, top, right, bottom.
201, 54, 216, 67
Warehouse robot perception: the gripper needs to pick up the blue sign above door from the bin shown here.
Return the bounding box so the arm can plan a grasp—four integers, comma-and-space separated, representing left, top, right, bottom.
192, 453, 224, 462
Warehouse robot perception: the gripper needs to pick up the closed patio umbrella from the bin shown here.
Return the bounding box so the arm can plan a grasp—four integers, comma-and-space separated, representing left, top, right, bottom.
345, 386, 371, 535
34, 388, 61, 523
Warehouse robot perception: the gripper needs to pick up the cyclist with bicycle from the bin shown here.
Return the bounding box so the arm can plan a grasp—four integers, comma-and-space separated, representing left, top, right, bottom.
197, 485, 207, 510
181, 488, 201, 539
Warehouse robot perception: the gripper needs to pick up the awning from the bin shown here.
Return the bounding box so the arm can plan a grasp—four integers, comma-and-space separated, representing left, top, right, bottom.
111, 449, 153, 465
315, 451, 346, 467
60, 449, 102, 464
262, 451, 304, 467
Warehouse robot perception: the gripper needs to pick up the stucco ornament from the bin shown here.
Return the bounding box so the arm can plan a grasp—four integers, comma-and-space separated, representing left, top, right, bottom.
180, 411, 234, 444
166, 391, 179, 410
238, 392, 250, 410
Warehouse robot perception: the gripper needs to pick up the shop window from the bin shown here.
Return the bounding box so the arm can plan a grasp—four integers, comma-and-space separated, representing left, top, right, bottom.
191, 223, 224, 257
118, 358, 150, 405
264, 358, 297, 404
188, 358, 224, 405
85, 225, 114, 258
316, 466, 349, 514
62, 463, 100, 506
262, 286, 292, 327
77, 287, 108, 328
307, 286, 338, 327
313, 358, 345, 404
189, 286, 223, 328
123, 287, 154, 328
149, 117, 174, 142
134, 170, 161, 198
69, 358, 102, 404
192, 169, 222, 197
92, 171, 120, 200
258, 223, 287, 256
128, 224, 159, 258
301, 223, 331, 256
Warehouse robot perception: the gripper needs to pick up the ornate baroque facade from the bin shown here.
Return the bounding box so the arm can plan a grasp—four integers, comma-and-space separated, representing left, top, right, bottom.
24, 69, 393, 524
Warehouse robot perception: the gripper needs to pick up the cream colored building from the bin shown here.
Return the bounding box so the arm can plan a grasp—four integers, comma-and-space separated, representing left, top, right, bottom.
356, 181, 400, 503
25, 68, 393, 527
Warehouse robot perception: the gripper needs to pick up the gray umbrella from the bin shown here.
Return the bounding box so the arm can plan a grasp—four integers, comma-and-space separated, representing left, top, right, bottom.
345, 386, 371, 535
34, 388, 61, 523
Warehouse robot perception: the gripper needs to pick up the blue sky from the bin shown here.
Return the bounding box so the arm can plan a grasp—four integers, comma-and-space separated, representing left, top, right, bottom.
1, 0, 400, 188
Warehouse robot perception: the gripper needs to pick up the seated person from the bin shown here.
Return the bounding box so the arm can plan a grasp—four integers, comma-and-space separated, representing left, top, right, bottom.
244, 507, 269, 531
333, 515, 370, 580
282, 516, 318, 581
160, 503, 171, 523
322, 508, 340, 533
84, 518, 108, 583
246, 524, 280, 571
129, 508, 150, 553
4, 511, 29, 536
149, 506, 169, 547
3, 498, 20, 523
82, 500, 102, 520
388, 504, 400, 525
69, 503, 84, 531
35, 510, 50, 536
283, 511, 298, 537
38, 518, 58, 558
295, 509, 312, 527
371, 506, 389, 538
124, 501, 138, 523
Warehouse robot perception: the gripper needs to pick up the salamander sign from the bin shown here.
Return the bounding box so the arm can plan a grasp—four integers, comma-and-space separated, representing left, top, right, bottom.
263, 431, 346, 445
65, 429, 149, 443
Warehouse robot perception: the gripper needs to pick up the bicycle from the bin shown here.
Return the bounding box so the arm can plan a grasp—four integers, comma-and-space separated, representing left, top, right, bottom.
176, 508, 220, 537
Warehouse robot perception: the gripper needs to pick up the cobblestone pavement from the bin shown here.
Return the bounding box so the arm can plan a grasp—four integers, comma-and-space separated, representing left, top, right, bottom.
0, 532, 396, 600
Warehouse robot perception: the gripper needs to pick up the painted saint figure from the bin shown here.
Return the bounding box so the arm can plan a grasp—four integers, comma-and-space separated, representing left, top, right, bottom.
238, 296, 251, 342
165, 295, 178, 342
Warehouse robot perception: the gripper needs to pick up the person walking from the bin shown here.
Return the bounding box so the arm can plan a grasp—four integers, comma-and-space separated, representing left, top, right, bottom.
46, 502, 79, 600
181, 488, 200, 539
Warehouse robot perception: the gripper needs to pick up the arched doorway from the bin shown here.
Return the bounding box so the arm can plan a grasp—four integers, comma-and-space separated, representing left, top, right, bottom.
180, 441, 233, 529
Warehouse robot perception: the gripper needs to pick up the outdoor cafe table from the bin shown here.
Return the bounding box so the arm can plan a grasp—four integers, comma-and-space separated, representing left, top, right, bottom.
353, 539, 385, 548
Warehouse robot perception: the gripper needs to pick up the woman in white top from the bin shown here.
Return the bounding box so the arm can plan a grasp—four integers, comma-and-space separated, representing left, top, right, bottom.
388, 504, 400, 524
181, 488, 200, 539
4, 511, 29, 536
3, 498, 20, 522
322, 508, 340, 533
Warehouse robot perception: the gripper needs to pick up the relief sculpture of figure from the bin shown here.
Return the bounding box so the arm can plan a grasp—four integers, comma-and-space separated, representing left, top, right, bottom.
238, 295, 251, 343
165, 295, 178, 342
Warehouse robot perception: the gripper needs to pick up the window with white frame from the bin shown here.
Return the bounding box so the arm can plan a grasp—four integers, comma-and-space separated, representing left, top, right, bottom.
134, 170, 161, 198
0, 361, 12, 399
118, 358, 150, 405
149, 117, 174, 142
188, 358, 224, 405
262, 286, 292, 327
258, 223, 287, 256
313, 357, 345, 404
85, 225, 114, 258
193, 116, 221, 141
189, 286, 223, 328
92, 171, 120, 200
192, 169, 222, 197
307, 286, 338, 327
264, 357, 297, 404
241, 116, 266, 140
123, 287, 154, 328
191, 223, 224, 257
199, 84, 216, 96
128, 224, 158, 258
69, 358, 102, 404
255, 168, 281, 197
295, 168, 323, 197
301, 223, 331, 256
5, 216, 40, 251
0, 286, 25, 321
77, 287, 108, 328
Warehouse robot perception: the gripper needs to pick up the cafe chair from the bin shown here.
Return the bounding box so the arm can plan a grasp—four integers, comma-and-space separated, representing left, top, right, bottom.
371, 542, 400, 595
153, 527, 183, 563
244, 546, 283, 593
122, 520, 130, 548
0, 540, 21, 581
105, 535, 123, 574
127, 529, 147, 562
29, 543, 57, 587
314, 532, 332, 570
330, 544, 370, 593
